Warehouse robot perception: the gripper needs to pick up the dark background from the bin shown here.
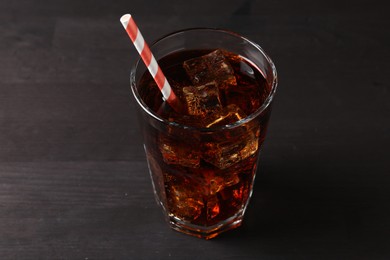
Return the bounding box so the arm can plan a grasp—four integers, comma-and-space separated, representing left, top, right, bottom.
0, 0, 389, 259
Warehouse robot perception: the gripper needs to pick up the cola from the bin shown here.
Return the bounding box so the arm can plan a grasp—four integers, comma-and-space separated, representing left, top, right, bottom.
137, 49, 273, 237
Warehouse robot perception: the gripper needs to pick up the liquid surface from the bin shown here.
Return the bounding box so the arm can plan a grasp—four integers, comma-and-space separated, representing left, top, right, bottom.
139, 49, 269, 128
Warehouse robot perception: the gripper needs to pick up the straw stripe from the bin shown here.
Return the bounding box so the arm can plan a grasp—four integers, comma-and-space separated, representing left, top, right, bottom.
120, 14, 179, 107
161, 79, 171, 99
123, 15, 137, 41
140, 45, 152, 66
133, 31, 145, 54
148, 56, 158, 77
154, 67, 165, 88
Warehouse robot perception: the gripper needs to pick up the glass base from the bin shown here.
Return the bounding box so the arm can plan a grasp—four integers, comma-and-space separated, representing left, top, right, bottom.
167, 213, 244, 240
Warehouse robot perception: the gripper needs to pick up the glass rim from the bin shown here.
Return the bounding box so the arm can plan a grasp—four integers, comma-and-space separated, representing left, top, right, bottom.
130, 27, 278, 132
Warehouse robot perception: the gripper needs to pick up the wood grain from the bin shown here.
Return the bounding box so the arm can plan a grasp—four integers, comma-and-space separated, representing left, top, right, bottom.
0, 0, 389, 259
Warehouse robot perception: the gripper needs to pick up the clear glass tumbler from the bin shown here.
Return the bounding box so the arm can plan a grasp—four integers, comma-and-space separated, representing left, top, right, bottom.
130, 28, 277, 239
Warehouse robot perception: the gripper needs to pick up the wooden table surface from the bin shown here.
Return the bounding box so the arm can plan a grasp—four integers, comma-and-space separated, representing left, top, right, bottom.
1, 0, 389, 259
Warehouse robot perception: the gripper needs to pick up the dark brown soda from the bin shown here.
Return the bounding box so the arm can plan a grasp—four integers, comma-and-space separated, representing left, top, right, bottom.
138, 49, 272, 229
139, 49, 270, 119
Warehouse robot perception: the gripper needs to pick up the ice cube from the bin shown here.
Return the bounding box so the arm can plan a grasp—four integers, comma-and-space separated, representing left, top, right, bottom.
159, 135, 200, 168
203, 104, 246, 128
182, 81, 222, 116
222, 171, 241, 187
202, 122, 259, 170
208, 174, 240, 195
183, 49, 237, 88
201, 104, 259, 169
167, 179, 204, 221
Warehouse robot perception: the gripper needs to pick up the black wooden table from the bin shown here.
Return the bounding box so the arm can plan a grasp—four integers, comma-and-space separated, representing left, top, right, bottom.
1, 0, 389, 259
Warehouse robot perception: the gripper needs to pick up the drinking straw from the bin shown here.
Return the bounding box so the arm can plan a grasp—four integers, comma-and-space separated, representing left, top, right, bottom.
120, 14, 181, 111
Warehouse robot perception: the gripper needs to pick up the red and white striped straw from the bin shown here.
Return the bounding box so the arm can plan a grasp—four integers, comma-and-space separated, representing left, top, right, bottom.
120, 14, 180, 111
